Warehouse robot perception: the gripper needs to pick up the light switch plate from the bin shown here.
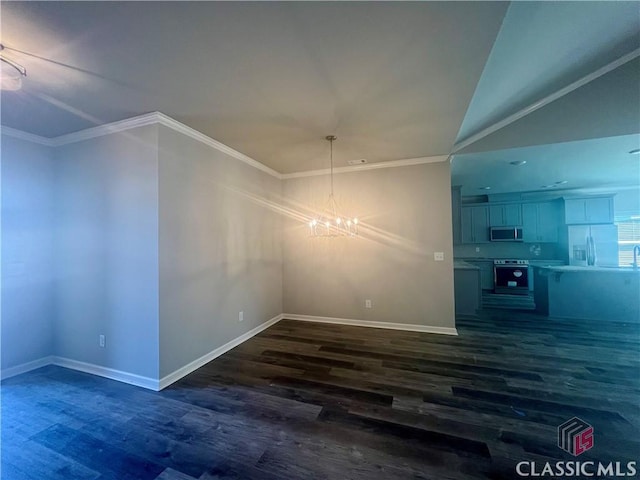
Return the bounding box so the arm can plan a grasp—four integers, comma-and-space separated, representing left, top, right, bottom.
434, 252, 444, 261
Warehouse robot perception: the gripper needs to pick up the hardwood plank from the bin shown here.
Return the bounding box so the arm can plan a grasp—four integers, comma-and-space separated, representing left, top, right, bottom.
3, 310, 639, 480
31, 424, 165, 480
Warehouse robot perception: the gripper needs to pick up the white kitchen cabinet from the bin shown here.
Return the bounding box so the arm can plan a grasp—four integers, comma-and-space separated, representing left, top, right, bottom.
461, 206, 490, 243
522, 201, 561, 242
564, 196, 614, 224
489, 203, 522, 227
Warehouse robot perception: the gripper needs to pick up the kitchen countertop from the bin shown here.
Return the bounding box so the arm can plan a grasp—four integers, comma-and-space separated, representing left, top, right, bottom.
535, 265, 640, 274
455, 258, 565, 266
527, 260, 566, 266
453, 260, 480, 270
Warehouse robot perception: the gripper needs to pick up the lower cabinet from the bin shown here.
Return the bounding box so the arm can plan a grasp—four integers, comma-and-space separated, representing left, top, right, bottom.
466, 260, 494, 290
454, 267, 481, 316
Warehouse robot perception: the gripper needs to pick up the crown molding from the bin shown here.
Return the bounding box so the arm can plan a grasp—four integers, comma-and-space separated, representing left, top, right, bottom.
281, 154, 449, 179
1, 126, 55, 146
2, 112, 282, 179
2, 113, 448, 180
49, 112, 160, 147
153, 112, 282, 179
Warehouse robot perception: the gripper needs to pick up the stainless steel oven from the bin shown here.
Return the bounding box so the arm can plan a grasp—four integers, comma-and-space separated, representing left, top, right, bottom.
494, 259, 529, 295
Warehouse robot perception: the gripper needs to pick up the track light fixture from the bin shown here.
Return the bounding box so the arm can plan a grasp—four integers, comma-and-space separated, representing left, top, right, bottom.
0, 44, 27, 91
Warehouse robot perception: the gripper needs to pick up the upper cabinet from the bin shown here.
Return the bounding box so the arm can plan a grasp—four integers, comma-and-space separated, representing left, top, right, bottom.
461, 205, 490, 243
489, 203, 522, 226
522, 201, 561, 243
564, 196, 614, 224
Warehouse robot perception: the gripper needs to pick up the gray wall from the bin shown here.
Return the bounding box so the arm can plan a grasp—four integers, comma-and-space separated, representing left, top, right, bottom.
54, 126, 160, 379
1, 135, 55, 370
613, 188, 640, 217
2, 122, 459, 381
158, 126, 282, 378
282, 162, 455, 329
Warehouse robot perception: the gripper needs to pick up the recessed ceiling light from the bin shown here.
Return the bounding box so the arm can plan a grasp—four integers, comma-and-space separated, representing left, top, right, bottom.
479, 186, 491, 190
510, 160, 527, 166
347, 158, 367, 165
555, 180, 568, 185
629, 149, 640, 155
541, 184, 556, 189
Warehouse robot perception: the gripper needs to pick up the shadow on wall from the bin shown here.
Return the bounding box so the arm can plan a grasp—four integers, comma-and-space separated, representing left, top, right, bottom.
224, 182, 432, 259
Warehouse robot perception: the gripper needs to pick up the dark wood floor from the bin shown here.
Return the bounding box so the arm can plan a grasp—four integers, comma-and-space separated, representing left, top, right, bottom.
3, 311, 639, 479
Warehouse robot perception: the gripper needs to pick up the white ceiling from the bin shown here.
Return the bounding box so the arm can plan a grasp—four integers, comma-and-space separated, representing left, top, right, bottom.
456, 1, 640, 144
1, 1, 639, 190
451, 133, 640, 197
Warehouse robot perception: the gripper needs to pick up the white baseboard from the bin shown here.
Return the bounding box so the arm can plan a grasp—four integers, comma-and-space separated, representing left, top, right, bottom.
1, 312, 455, 389
1, 356, 55, 380
157, 313, 284, 390
283, 313, 458, 336
52, 356, 160, 391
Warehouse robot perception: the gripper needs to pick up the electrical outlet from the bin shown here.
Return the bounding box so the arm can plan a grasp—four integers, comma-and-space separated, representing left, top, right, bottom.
365, 299, 372, 309
434, 252, 444, 261
99, 335, 105, 348
475, 247, 480, 253
239, 311, 244, 322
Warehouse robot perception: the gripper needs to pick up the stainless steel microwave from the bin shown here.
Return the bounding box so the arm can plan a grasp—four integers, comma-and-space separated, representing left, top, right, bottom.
490, 227, 523, 242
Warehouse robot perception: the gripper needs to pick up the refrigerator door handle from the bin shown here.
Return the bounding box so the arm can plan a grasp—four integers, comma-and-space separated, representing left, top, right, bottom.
586, 236, 597, 266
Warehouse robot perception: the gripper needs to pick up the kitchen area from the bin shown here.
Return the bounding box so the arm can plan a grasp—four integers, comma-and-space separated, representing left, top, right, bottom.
452, 187, 640, 323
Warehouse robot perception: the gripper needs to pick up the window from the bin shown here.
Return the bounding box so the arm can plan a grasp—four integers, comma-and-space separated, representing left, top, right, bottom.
616, 215, 640, 266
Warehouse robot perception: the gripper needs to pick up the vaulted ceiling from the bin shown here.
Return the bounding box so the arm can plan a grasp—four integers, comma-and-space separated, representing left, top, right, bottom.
1, 1, 639, 186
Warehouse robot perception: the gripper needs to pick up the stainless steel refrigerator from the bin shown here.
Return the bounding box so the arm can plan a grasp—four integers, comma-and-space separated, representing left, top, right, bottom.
566, 224, 619, 267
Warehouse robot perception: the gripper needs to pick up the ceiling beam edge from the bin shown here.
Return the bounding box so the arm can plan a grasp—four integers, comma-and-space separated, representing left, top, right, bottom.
452, 47, 640, 154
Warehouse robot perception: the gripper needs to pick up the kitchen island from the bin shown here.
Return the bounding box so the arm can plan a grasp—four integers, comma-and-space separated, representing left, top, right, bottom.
453, 260, 481, 316
534, 265, 640, 322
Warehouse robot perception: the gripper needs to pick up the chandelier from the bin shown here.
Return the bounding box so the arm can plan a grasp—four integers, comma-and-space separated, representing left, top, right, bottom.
308, 135, 358, 237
